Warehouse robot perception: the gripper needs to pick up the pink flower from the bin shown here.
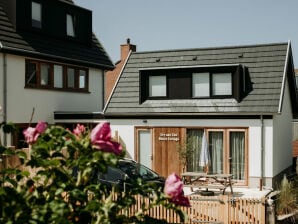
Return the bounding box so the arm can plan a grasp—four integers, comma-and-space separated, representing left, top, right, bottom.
35, 121, 47, 133
73, 124, 86, 137
90, 122, 122, 155
23, 121, 47, 144
165, 173, 190, 207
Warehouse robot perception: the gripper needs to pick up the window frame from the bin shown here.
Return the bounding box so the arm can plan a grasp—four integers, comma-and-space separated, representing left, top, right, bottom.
186, 127, 248, 185
192, 72, 233, 98
25, 59, 89, 92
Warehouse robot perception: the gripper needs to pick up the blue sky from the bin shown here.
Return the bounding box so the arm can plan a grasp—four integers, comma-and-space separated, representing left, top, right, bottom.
74, 0, 298, 66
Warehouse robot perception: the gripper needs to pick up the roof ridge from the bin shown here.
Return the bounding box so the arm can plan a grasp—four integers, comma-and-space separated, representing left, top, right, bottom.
131, 42, 289, 55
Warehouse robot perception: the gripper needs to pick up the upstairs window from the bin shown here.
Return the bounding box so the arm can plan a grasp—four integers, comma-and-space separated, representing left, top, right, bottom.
67, 68, 75, 88
66, 14, 76, 37
192, 72, 232, 97
79, 70, 87, 89
54, 65, 63, 88
31, 1, 42, 28
149, 75, 166, 97
212, 73, 232, 96
193, 73, 209, 97
25, 59, 88, 92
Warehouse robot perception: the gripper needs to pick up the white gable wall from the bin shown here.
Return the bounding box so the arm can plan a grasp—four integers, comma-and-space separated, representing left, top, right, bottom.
4, 54, 104, 124
272, 78, 293, 177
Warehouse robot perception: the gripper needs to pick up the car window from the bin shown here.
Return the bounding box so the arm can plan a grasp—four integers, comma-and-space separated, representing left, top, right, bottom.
118, 161, 159, 180
98, 167, 125, 183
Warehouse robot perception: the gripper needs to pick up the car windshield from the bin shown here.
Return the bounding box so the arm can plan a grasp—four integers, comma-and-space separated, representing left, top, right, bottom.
118, 161, 160, 181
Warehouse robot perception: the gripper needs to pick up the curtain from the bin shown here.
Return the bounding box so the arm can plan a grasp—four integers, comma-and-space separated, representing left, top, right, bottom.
186, 129, 203, 172
209, 132, 223, 174
230, 132, 245, 180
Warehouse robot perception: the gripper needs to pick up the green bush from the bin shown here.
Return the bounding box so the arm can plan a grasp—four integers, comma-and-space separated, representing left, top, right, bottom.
0, 122, 189, 224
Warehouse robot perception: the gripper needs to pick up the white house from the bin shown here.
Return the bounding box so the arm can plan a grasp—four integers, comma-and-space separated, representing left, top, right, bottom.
92, 41, 297, 189
0, 0, 114, 147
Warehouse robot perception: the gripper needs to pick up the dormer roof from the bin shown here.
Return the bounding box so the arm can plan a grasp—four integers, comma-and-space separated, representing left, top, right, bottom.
0, 0, 114, 69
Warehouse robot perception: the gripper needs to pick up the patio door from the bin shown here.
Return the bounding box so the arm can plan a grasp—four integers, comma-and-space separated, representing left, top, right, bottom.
228, 129, 247, 183
186, 128, 248, 185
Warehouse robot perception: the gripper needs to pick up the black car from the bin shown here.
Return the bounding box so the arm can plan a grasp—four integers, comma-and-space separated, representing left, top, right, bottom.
93, 159, 165, 191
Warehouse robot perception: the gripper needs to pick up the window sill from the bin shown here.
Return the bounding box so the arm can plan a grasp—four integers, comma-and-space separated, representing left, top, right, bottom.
24, 86, 90, 94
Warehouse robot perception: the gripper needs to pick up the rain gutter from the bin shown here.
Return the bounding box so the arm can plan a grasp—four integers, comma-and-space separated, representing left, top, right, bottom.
260, 114, 264, 190
2, 46, 114, 70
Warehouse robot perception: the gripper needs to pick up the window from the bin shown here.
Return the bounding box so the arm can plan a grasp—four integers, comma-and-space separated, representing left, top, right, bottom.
140, 65, 245, 103
67, 68, 75, 88
26, 61, 38, 86
40, 63, 50, 86
212, 73, 232, 95
66, 14, 76, 37
31, 1, 42, 28
186, 128, 247, 183
192, 72, 232, 98
54, 65, 63, 88
149, 75, 166, 97
79, 70, 86, 89
193, 73, 209, 97
25, 59, 88, 92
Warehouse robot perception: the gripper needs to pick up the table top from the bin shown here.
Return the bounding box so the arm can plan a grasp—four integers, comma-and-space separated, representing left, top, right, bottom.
181, 172, 233, 179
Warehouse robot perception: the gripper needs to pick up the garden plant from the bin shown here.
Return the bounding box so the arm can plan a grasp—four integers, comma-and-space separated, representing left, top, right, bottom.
0, 121, 190, 224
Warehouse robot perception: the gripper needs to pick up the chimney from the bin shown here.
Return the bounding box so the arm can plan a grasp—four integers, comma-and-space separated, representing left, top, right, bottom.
120, 38, 136, 61
105, 39, 136, 103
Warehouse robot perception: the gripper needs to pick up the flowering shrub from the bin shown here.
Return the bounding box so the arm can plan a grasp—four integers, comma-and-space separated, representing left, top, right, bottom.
0, 122, 189, 223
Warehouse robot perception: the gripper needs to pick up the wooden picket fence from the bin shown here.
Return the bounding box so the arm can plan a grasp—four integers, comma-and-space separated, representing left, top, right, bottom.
119, 194, 266, 224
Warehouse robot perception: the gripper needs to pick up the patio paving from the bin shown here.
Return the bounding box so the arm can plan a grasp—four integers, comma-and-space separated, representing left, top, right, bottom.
184, 186, 272, 199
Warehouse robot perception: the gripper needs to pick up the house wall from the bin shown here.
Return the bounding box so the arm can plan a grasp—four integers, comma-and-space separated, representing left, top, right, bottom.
106, 118, 274, 188
272, 79, 293, 185
5, 54, 104, 124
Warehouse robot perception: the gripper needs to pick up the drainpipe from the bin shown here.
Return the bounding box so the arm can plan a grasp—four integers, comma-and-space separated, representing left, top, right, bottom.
1, 41, 7, 145
260, 114, 264, 191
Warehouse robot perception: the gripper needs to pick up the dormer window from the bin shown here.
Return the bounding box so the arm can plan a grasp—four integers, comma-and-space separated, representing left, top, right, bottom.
140, 65, 248, 103
192, 72, 232, 97
31, 1, 42, 28
66, 14, 76, 37
149, 75, 166, 97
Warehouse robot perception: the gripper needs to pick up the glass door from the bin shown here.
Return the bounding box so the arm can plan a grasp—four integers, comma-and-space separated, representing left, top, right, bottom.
228, 130, 247, 183
208, 130, 224, 174
137, 129, 152, 169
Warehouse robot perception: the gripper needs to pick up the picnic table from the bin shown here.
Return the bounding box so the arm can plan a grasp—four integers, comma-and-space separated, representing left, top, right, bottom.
181, 172, 234, 195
